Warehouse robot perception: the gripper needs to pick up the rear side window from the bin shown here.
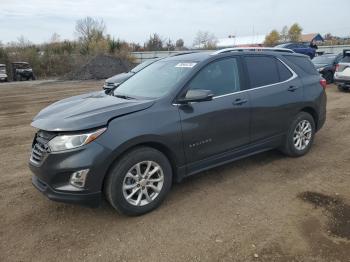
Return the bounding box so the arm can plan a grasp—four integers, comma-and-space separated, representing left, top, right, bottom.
245, 56, 279, 88
283, 55, 318, 75
276, 60, 293, 81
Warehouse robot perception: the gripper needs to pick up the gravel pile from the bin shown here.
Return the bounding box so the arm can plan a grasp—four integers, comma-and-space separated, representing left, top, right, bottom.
64, 54, 131, 80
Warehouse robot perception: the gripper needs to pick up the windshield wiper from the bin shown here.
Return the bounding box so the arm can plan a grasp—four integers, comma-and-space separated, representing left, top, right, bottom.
113, 94, 136, 100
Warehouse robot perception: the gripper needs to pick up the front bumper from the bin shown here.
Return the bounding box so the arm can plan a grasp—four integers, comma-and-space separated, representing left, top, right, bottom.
32, 175, 101, 207
29, 141, 112, 207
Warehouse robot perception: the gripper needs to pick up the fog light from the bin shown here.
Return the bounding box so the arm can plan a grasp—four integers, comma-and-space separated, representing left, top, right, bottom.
70, 169, 89, 188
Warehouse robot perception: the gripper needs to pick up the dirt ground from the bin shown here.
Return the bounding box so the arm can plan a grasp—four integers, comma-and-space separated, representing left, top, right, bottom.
0, 80, 349, 262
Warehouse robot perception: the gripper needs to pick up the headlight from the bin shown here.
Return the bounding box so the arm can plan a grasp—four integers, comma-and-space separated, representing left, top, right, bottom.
48, 127, 107, 152
318, 67, 325, 72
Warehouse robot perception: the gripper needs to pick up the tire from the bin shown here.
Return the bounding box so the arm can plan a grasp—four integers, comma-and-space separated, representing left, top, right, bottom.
281, 112, 315, 157
104, 147, 172, 216
337, 85, 349, 92
324, 71, 333, 84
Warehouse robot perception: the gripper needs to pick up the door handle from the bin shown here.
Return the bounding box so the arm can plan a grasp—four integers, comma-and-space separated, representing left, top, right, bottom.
288, 86, 299, 92
233, 98, 248, 105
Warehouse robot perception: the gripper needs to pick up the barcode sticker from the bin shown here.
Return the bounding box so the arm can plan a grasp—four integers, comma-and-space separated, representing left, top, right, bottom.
175, 63, 197, 68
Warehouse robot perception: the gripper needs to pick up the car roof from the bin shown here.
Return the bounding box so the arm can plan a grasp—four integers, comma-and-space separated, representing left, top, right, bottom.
0, 64, 5, 66
12, 62, 29, 64
161, 48, 303, 63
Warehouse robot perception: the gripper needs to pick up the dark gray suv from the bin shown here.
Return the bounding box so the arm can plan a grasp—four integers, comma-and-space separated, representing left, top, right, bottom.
29, 48, 327, 216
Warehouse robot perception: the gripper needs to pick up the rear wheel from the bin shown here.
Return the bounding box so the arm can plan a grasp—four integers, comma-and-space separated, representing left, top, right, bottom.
104, 147, 172, 216
282, 112, 315, 157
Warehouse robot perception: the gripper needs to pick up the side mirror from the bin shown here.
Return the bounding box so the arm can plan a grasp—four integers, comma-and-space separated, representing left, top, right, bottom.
177, 89, 214, 104
103, 83, 120, 94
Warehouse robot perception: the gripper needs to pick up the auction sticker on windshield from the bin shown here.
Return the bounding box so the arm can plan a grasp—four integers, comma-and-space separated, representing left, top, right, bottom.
175, 63, 197, 68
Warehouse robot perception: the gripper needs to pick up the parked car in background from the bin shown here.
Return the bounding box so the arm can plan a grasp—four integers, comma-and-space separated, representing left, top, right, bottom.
312, 53, 343, 83
103, 58, 159, 92
334, 50, 350, 91
12, 62, 35, 81
0, 64, 8, 82
29, 49, 326, 216
276, 43, 316, 59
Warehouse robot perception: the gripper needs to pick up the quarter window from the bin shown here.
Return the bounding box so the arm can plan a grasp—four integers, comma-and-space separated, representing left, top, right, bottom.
187, 58, 241, 96
276, 60, 293, 81
245, 56, 279, 88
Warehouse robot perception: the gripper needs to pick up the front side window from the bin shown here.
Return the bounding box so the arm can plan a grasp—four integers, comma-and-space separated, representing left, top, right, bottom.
114, 60, 194, 99
187, 58, 241, 96
245, 56, 279, 88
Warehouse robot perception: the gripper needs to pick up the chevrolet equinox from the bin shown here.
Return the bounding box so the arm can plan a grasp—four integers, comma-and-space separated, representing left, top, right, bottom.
29, 48, 327, 216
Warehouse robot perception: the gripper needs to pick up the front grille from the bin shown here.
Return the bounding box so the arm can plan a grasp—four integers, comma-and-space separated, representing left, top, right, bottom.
30, 130, 55, 165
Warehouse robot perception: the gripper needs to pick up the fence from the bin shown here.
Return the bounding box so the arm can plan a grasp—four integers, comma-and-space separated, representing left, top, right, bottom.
131, 45, 350, 63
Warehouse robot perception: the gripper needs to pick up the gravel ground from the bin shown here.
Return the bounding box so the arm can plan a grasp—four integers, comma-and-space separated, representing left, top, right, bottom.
0, 80, 349, 262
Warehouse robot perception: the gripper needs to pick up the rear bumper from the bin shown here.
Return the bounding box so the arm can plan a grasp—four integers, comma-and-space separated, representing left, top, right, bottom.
32, 175, 101, 207
334, 79, 350, 86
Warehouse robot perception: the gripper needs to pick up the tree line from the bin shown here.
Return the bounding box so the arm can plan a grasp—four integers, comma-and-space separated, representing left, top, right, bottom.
0, 17, 220, 79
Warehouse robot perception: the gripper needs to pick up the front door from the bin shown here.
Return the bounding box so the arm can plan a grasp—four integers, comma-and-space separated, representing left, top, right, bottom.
177, 57, 250, 164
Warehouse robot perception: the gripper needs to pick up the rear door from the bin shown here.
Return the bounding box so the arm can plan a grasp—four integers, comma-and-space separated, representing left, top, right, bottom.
244, 55, 302, 142
178, 56, 250, 164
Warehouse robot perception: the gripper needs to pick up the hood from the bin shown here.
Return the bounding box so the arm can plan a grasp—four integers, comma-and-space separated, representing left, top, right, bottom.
105, 72, 134, 84
31, 91, 154, 131
313, 63, 329, 69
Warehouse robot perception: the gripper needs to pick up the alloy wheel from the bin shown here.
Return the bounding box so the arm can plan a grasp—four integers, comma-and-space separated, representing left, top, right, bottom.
293, 120, 312, 151
122, 161, 164, 206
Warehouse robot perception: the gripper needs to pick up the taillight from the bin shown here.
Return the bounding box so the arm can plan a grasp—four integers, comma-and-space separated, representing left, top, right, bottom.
320, 79, 327, 89
335, 64, 340, 72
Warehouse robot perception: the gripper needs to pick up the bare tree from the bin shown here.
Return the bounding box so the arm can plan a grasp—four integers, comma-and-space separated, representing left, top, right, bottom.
280, 26, 289, 43
193, 31, 217, 49
75, 17, 106, 54
16, 36, 32, 48
145, 33, 164, 51
75, 17, 106, 42
50, 33, 61, 43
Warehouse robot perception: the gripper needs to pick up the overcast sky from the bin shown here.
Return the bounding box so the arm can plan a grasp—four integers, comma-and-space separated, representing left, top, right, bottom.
0, 0, 349, 46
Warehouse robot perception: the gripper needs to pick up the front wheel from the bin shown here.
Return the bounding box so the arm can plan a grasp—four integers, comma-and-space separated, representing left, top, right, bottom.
104, 147, 172, 216
282, 112, 315, 157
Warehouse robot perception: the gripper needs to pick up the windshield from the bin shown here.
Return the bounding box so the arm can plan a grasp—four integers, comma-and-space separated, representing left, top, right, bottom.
14, 63, 30, 69
312, 55, 336, 64
114, 60, 196, 99
130, 59, 157, 73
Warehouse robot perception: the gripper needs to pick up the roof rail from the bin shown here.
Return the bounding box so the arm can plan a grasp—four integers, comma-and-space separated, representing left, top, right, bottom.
170, 51, 199, 57
211, 47, 294, 55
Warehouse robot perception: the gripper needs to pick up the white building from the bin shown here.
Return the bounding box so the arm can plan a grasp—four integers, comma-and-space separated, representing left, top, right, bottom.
217, 35, 266, 48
